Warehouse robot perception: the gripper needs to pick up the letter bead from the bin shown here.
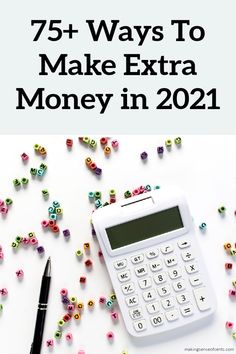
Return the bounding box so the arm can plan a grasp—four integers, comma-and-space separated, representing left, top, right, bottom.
174, 137, 182, 145
233, 332, 236, 339
30, 168, 37, 176
85, 259, 93, 268
232, 280, 236, 288
63, 229, 71, 238
94, 191, 102, 199
77, 302, 84, 310
111, 140, 119, 149
110, 294, 117, 302
62, 296, 70, 305
63, 313, 72, 322
229, 289, 236, 296
225, 263, 233, 270
0, 288, 8, 296
106, 300, 113, 309
85, 157, 92, 166
21, 177, 29, 185
80, 276, 86, 284
13, 178, 21, 187
140, 151, 148, 160
66, 139, 73, 148
5, 198, 13, 206
157, 146, 164, 155
124, 190, 132, 198
65, 333, 73, 342
111, 312, 119, 321
16, 269, 24, 279
58, 319, 65, 327
230, 249, 236, 256
99, 296, 106, 304
42, 189, 49, 198
21, 152, 29, 161
46, 339, 54, 347
95, 167, 102, 175
41, 220, 49, 228
100, 137, 108, 145
199, 223, 207, 231
37, 246, 45, 254
52, 225, 60, 233
60, 288, 68, 296
0, 206, 8, 214
89, 139, 97, 149
83, 243, 90, 252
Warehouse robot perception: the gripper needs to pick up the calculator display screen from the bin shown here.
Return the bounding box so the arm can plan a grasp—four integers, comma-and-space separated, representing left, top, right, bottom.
106, 206, 183, 249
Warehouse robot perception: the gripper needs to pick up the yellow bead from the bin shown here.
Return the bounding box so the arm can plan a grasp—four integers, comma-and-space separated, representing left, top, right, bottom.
83, 242, 90, 251
224, 243, 232, 250
232, 280, 236, 288
110, 293, 117, 302
70, 296, 77, 304
165, 139, 172, 147
104, 146, 111, 155
88, 300, 95, 308
230, 249, 236, 256
74, 313, 81, 320
77, 302, 84, 310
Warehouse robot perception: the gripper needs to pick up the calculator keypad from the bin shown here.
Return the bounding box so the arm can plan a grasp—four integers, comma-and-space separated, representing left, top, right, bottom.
115, 239, 211, 333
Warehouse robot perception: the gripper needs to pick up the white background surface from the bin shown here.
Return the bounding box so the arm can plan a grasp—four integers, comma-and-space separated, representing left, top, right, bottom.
0, 135, 236, 354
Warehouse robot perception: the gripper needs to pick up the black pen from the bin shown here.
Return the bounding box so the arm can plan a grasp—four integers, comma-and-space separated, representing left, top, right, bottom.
30, 257, 51, 354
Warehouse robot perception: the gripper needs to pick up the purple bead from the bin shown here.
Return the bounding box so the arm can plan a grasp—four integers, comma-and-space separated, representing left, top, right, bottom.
37, 246, 45, 254
91, 227, 96, 236
63, 229, 70, 238
62, 296, 70, 305
157, 146, 164, 154
95, 167, 102, 175
140, 151, 148, 160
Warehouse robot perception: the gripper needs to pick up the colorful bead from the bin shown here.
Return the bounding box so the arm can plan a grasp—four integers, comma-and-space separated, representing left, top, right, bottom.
16, 236, 23, 243
110, 197, 116, 204
61, 296, 70, 305
106, 300, 113, 309
95, 167, 102, 175
104, 146, 111, 155
11, 242, 18, 248
224, 243, 232, 250
109, 189, 116, 197
41, 220, 49, 228
37, 246, 45, 254
229, 289, 236, 296
94, 191, 102, 199
95, 199, 102, 208
154, 185, 161, 190
174, 137, 182, 145
83, 243, 90, 252
5, 198, 13, 206
30, 237, 38, 246
230, 249, 236, 256
37, 169, 45, 177
48, 220, 55, 228
58, 319, 65, 327
88, 192, 94, 199
66, 139, 73, 147
63, 229, 70, 238
218, 206, 226, 214
124, 190, 132, 198
60, 288, 68, 296
132, 189, 140, 196
85, 157, 92, 166
21, 152, 29, 161
111, 312, 119, 321
157, 146, 164, 154
13, 178, 21, 187
22, 237, 30, 245
46, 339, 54, 347
99, 296, 106, 304
40, 163, 47, 171
90, 162, 97, 170
80, 276, 86, 284
232, 280, 236, 288
42, 189, 49, 198
89, 139, 97, 149
199, 222, 207, 230
74, 313, 81, 320
83, 137, 90, 144
76, 249, 83, 258
145, 185, 152, 191
140, 151, 148, 160
52, 225, 60, 233
225, 263, 233, 270
53, 201, 60, 208
233, 332, 236, 339
165, 139, 172, 148
111, 140, 119, 149
0, 288, 8, 296
54, 330, 62, 339
0, 252, 4, 260
63, 313, 72, 322
56, 208, 63, 215
106, 331, 114, 340
85, 259, 93, 268
226, 321, 234, 329
16, 269, 24, 278
49, 213, 57, 220
110, 294, 117, 302
77, 302, 84, 310
30, 168, 37, 176
34, 144, 40, 151
100, 137, 108, 145
0, 304, 3, 311
0, 206, 8, 214
67, 304, 75, 312
65, 333, 73, 341
88, 300, 95, 308
39, 147, 47, 155
70, 296, 77, 304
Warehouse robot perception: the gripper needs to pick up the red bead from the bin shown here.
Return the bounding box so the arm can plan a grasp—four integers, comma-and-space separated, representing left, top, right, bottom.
90, 162, 97, 170
66, 139, 73, 147
52, 225, 59, 233
85, 259, 93, 268
80, 276, 86, 284
63, 314, 72, 322
225, 263, 233, 270
48, 220, 56, 228
100, 137, 108, 145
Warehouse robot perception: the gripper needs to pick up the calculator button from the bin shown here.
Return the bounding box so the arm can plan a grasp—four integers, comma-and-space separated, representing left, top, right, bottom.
150, 260, 163, 272
143, 289, 156, 302
176, 293, 190, 304
161, 297, 175, 309
193, 287, 211, 311
173, 280, 186, 292
150, 314, 164, 326
122, 282, 135, 295
114, 259, 127, 270
135, 265, 148, 277
189, 275, 203, 286
169, 268, 182, 279
154, 272, 167, 285
178, 239, 191, 249
133, 320, 147, 332
146, 301, 160, 314
129, 307, 143, 320
165, 309, 179, 322
164, 256, 178, 267
146, 249, 159, 259
157, 285, 171, 297
161, 244, 174, 254
126, 295, 139, 307
180, 304, 194, 317
131, 254, 144, 264
181, 250, 194, 262
185, 262, 198, 274
118, 270, 131, 282
138, 277, 152, 289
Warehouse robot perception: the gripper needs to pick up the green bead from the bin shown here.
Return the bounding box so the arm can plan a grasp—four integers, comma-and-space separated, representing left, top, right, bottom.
54, 330, 62, 339
233, 332, 236, 339
153, 185, 160, 190
122, 351, 128, 354
70, 296, 77, 303
89, 139, 97, 149
76, 249, 83, 257
0, 304, 3, 311
94, 191, 102, 199
83, 137, 90, 144
30, 168, 37, 176
39, 163, 47, 171
103, 201, 110, 207
13, 179, 21, 187
11, 241, 19, 248
218, 206, 226, 214
174, 137, 182, 145
5, 198, 13, 205
42, 189, 49, 197
230, 248, 236, 256
34, 144, 41, 151
145, 185, 152, 191
109, 189, 116, 197
49, 213, 57, 220
53, 201, 60, 208
124, 190, 132, 198
58, 319, 65, 327
165, 139, 172, 148
21, 177, 29, 185
15, 236, 23, 243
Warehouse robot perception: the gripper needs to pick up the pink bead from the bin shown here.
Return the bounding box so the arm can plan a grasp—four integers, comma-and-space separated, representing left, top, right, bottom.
132, 189, 140, 196
16, 269, 24, 278
99, 296, 106, 304
0, 207, 8, 214
226, 321, 234, 328
60, 288, 68, 296
78, 351, 85, 354
22, 237, 30, 245
111, 312, 119, 321
106, 331, 114, 340
30, 237, 38, 245
0, 244, 2, 251
111, 140, 119, 148
0, 200, 4, 207
65, 333, 73, 341
229, 289, 236, 296
21, 152, 29, 161
0, 252, 4, 260
67, 304, 75, 312
98, 250, 103, 258
139, 186, 145, 194
41, 220, 49, 228
46, 339, 54, 347
0, 288, 8, 296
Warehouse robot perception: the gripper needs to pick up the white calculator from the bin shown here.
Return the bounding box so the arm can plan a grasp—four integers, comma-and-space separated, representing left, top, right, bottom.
92, 187, 216, 337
